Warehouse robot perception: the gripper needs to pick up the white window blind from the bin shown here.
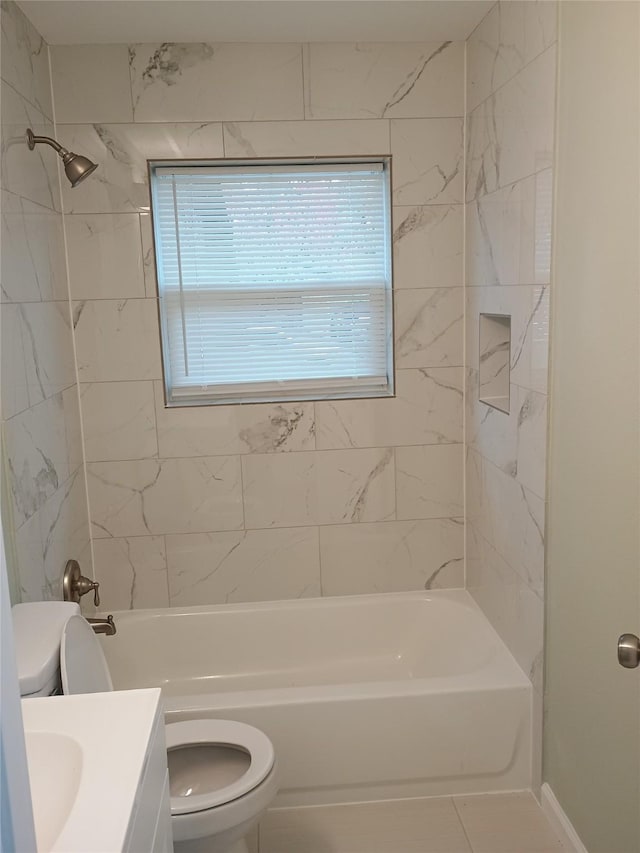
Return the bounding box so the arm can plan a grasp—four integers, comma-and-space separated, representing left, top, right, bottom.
150, 159, 393, 405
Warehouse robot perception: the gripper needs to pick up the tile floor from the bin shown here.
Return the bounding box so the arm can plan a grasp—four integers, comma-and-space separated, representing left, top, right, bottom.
255, 792, 570, 853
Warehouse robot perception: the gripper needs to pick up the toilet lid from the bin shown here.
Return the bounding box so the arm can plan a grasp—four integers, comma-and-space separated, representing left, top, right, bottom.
164, 720, 275, 815
61, 615, 114, 694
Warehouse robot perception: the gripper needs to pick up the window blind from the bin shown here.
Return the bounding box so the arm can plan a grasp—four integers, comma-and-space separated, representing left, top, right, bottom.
150, 160, 393, 405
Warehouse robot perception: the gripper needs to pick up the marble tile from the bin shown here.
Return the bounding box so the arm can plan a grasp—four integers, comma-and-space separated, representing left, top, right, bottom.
11, 468, 90, 602
304, 42, 464, 119
1, 302, 29, 418
166, 527, 321, 606
19, 301, 76, 405
154, 382, 315, 457
395, 287, 463, 368
466, 448, 544, 596
1, 80, 60, 210
93, 536, 169, 610
1, 0, 53, 119
223, 119, 390, 158
4, 392, 70, 526
515, 385, 547, 500
54, 122, 224, 214
304, 440, 406, 532
531, 688, 544, 793
320, 518, 464, 595
466, 370, 518, 479
40, 468, 92, 600
465, 171, 552, 287
465, 285, 549, 394
62, 385, 83, 474
261, 796, 472, 853
139, 212, 157, 296
65, 213, 145, 300
390, 118, 463, 205
316, 368, 463, 449
1, 191, 67, 302
392, 204, 463, 289
129, 43, 303, 122
467, 1, 558, 113
50, 45, 133, 123
242, 447, 395, 530
87, 456, 243, 538
80, 381, 158, 462
317, 448, 395, 525
396, 445, 463, 519
241, 452, 315, 529
466, 46, 556, 202
14, 507, 46, 601
454, 792, 564, 853
466, 523, 544, 690
73, 298, 162, 382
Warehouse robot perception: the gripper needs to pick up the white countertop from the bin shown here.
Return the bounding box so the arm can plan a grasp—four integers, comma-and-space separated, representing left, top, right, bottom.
22, 688, 162, 853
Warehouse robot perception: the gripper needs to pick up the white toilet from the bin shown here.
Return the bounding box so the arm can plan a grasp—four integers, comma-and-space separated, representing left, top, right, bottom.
13, 602, 279, 853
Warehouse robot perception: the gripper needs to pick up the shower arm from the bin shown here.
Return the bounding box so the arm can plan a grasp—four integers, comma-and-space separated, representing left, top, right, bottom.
26, 129, 70, 157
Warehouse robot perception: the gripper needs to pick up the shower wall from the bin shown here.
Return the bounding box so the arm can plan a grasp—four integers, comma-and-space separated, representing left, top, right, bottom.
50, 41, 466, 610
463, 0, 556, 786
0, 0, 92, 601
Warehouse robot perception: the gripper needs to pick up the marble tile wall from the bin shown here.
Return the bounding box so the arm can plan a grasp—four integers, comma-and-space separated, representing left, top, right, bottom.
49, 39, 466, 610
464, 0, 556, 787
0, 1, 92, 601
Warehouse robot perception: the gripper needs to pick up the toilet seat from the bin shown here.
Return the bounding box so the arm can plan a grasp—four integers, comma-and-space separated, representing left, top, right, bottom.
164, 719, 275, 815
60, 614, 114, 694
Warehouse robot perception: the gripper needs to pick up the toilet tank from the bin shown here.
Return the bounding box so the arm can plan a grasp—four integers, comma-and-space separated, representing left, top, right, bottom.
12, 602, 80, 697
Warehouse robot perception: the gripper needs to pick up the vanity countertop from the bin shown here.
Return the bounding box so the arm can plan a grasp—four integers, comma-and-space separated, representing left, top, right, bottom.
21, 687, 164, 853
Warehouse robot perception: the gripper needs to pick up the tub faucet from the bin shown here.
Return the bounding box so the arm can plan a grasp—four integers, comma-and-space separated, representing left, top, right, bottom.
87, 615, 117, 636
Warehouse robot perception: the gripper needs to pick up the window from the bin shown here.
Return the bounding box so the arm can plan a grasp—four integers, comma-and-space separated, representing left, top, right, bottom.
149, 158, 394, 406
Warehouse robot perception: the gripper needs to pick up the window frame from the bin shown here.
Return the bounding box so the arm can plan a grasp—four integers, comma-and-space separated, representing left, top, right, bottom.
147, 155, 396, 408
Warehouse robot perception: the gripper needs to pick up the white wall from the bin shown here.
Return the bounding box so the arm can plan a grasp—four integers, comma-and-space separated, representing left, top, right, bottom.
544, 3, 640, 850
0, 1, 92, 602
50, 40, 468, 610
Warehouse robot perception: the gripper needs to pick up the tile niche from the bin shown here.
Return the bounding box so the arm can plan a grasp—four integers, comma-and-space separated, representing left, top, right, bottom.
478, 313, 511, 414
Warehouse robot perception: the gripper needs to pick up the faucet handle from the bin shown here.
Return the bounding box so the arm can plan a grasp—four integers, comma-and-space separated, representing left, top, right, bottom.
63, 559, 101, 607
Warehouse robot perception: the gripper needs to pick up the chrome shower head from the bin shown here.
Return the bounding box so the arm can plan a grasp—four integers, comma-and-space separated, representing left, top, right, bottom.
26, 128, 98, 187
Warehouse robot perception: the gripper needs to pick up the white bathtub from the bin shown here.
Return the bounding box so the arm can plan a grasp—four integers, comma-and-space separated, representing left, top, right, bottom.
100, 589, 531, 806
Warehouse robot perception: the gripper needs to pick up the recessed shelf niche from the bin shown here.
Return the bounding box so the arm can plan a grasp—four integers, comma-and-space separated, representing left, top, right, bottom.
479, 313, 511, 414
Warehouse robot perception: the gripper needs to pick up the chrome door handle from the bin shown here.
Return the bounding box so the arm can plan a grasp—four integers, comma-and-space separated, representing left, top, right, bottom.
618, 633, 640, 668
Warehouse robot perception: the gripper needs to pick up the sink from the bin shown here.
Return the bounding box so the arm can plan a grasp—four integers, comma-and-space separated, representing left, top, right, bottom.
24, 731, 83, 852
21, 689, 163, 852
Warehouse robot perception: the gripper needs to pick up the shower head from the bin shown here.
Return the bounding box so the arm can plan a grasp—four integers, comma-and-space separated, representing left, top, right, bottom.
26, 128, 98, 187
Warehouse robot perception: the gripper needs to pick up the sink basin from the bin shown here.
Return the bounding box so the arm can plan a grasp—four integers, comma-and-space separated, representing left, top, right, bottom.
21, 689, 162, 852
24, 731, 83, 852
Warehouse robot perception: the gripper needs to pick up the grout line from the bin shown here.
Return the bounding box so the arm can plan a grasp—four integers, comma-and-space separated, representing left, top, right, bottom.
451, 796, 475, 852
53, 115, 466, 128
126, 45, 136, 121
47, 40, 98, 588
467, 39, 558, 118
238, 452, 247, 532
301, 44, 308, 120
162, 533, 170, 606
462, 28, 468, 593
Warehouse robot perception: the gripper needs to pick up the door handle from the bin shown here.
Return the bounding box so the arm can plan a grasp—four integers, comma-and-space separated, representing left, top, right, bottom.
617, 633, 640, 668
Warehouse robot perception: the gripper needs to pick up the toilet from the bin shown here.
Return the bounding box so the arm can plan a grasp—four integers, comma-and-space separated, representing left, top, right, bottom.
12, 602, 279, 853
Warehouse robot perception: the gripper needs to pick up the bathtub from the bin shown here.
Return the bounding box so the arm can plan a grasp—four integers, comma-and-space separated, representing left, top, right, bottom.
100, 589, 531, 806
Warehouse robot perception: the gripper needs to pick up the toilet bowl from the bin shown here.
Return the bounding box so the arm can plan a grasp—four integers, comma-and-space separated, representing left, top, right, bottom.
13, 603, 279, 853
